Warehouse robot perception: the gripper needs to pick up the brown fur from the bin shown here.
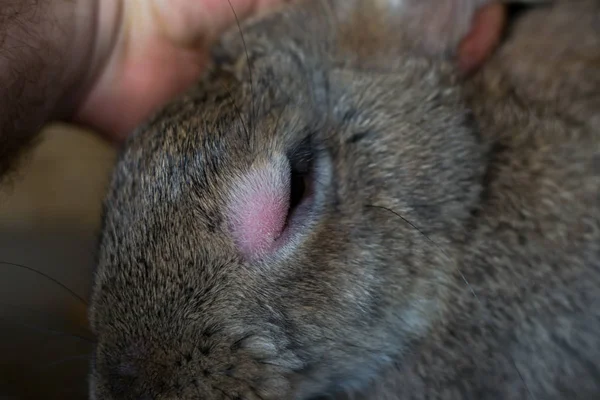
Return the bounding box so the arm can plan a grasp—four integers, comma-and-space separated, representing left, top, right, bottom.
88, 0, 600, 399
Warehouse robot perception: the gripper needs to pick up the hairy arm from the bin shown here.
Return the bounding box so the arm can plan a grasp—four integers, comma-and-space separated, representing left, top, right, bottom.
0, 0, 117, 180
0, 0, 285, 183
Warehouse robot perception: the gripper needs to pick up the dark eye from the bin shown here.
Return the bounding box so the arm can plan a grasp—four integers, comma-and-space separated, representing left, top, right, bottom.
286, 135, 316, 224
290, 168, 308, 211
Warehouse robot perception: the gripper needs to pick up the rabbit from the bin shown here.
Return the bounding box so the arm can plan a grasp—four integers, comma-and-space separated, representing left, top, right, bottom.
87, 0, 600, 399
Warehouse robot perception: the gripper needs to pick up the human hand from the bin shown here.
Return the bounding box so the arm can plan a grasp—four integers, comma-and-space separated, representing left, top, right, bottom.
74, 0, 285, 143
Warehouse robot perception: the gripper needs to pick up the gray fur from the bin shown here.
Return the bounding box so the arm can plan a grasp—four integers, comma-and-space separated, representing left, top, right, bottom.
88, 0, 600, 399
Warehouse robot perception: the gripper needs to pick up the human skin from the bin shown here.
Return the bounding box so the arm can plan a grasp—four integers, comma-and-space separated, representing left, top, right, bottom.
0, 0, 284, 178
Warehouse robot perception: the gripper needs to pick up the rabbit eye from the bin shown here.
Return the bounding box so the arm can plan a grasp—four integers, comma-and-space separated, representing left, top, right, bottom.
224, 133, 322, 259
286, 135, 316, 219
289, 168, 309, 216
287, 136, 314, 224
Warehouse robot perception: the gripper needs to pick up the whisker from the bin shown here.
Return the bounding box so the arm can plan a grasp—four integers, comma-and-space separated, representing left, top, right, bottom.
367, 204, 533, 398
0, 261, 88, 306
221, 82, 251, 145
365, 205, 479, 300
512, 357, 536, 399
0, 315, 95, 343
227, 0, 256, 136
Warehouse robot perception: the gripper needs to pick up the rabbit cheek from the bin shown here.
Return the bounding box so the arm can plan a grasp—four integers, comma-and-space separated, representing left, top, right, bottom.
227, 159, 292, 259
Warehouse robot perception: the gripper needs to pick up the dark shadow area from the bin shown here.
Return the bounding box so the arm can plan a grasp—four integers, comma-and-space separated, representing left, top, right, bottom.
0, 126, 116, 399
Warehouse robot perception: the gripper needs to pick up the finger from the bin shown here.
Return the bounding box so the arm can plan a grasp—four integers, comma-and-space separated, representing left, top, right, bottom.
74, 43, 208, 142
151, 0, 287, 48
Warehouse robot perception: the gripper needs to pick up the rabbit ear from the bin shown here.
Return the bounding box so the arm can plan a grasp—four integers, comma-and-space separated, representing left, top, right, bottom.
334, 0, 515, 73
456, 1, 508, 73
386, 0, 552, 72
390, 0, 509, 73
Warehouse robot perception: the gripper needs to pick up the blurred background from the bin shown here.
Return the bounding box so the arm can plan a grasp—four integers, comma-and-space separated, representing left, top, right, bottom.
0, 124, 117, 399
